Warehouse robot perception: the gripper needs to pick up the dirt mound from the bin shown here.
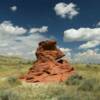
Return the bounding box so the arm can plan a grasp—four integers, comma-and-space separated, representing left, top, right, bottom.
21, 40, 74, 83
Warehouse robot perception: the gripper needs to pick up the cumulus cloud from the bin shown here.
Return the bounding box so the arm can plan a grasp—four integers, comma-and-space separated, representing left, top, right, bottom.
60, 47, 71, 52
0, 21, 48, 59
64, 28, 100, 49
29, 26, 48, 33
64, 28, 100, 41
60, 47, 72, 61
54, 2, 79, 19
10, 6, 17, 12
97, 21, 100, 26
60, 47, 100, 64
73, 49, 100, 64
79, 40, 100, 49
0, 21, 27, 35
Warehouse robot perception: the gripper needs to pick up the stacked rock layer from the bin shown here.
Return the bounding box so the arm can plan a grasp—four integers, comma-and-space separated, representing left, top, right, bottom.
21, 40, 74, 83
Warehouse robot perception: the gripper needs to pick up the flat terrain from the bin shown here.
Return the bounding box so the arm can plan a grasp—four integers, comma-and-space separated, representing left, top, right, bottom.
0, 56, 100, 100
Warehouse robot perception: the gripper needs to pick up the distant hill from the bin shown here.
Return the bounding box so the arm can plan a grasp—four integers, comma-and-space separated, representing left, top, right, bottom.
0, 55, 33, 65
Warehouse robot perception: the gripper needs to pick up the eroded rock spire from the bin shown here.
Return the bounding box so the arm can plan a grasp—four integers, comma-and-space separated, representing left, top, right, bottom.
21, 40, 74, 83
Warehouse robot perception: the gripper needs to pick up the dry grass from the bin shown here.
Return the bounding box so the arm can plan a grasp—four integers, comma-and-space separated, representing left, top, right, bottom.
0, 56, 100, 100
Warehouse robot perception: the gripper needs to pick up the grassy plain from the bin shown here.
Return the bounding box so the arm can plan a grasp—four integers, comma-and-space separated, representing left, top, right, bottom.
0, 55, 100, 100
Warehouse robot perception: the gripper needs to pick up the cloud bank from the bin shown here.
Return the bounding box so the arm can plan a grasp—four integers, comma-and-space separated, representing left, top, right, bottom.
64, 28, 100, 49
0, 21, 48, 59
73, 49, 100, 64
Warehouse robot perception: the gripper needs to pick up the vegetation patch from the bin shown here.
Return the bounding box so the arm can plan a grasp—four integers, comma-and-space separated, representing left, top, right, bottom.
78, 78, 97, 91
6, 76, 21, 86
65, 74, 83, 85
0, 56, 100, 100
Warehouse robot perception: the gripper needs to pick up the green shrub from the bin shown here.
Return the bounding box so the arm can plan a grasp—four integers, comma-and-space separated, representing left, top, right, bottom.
56, 94, 73, 100
86, 64, 91, 68
0, 90, 9, 100
0, 90, 21, 100
94, 83, 100, 91
65, 74, 83, 85
7, 76, 21, 86
78, 78, 97, 91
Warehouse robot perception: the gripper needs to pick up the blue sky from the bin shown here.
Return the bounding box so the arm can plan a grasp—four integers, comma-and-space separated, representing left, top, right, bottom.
0, 0, 100, 63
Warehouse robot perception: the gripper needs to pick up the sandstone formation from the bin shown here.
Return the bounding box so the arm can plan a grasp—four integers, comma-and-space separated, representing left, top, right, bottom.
21, 40, 74, 83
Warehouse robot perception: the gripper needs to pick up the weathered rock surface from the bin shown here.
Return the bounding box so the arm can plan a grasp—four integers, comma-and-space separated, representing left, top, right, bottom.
21, 40, 74, 83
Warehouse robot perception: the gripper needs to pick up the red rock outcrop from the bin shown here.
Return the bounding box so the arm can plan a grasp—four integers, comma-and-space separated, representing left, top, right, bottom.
21, 40, 74, 83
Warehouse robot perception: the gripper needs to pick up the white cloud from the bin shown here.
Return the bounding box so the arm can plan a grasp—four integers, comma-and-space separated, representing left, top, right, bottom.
60, 47, 72, 61
54, 2, 79, 19
97, 21, 100, 26
29, 26, 48, 33
0, 43, 9, 47
60, 47, 71, 52
64, 28, 100, 41
64, 28, 100, 49
60, 47, 100, 64
0, 21, 48, 59
73, 49, 100, 64
10, 6, 17, 12
79, 40, 100, 49
0, 21, 27, 35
